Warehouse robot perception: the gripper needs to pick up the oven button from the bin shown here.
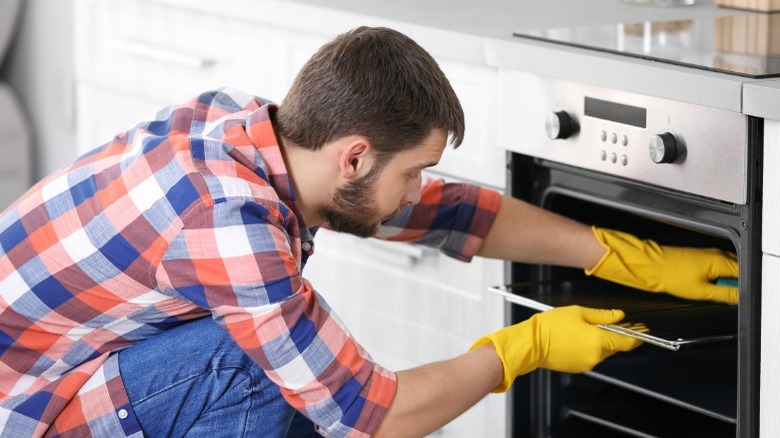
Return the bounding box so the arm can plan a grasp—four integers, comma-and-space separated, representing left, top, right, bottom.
621, 155, 628, 166
610, 152, 617, 163
610, 133, 618, 144
600, 130, 607, 142
621, 135, 628, 146
546, 111, 577, 139
600, 150, 607, 161
649, 132, 679, 163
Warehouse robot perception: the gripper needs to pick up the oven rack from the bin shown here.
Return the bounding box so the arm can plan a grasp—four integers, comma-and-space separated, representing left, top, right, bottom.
489, 280, 738, 351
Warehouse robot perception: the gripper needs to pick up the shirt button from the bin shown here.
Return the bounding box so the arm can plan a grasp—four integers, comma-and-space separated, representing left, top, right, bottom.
302, 242, 312, 251
117, 409, 129, 419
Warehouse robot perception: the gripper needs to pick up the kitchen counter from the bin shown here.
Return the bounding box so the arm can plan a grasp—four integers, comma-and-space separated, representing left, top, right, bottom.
160, 0, 772, 113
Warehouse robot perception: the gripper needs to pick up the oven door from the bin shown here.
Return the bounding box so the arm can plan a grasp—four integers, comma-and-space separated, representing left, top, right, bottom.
506, 148, 761, 438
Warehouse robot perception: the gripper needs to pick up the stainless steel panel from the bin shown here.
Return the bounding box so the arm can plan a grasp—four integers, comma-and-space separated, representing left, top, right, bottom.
499, 71, 748, 204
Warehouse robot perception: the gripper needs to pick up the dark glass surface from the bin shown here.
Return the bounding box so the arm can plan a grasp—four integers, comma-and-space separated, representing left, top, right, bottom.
584, 97, 647, 128
514, 15, 780, 78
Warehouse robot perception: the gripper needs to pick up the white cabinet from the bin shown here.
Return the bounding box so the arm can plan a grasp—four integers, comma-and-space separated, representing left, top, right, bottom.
74, 0, 507, 189
434, 60, 505, 189
74, 0, 333, 148
763, 120, 780, 257
304, 227, 507, 438
761, 253, 780, 437
761, 119, 780, 438
75, 0, 271, 104
74, 1, 508, 436
266, 27, 335, 103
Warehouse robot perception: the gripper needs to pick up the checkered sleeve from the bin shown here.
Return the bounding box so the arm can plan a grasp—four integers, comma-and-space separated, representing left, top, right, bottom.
376, 178, 502, 262
155, 199, 396, 437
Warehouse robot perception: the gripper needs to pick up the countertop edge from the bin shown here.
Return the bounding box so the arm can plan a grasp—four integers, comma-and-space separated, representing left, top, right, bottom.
743, 81, 780, 120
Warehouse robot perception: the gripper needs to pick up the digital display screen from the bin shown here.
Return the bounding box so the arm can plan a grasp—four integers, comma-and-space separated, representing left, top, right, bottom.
584, 97, 647, 128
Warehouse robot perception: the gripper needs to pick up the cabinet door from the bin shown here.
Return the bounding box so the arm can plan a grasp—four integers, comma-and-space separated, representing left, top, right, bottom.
303, 218, 507, 437
265, 27, 334, 103
761, 120, 780, 436
761, 253, 780, 438
433, 60, 505, 190
75, 0, 271, 104
763, 119, 780, 256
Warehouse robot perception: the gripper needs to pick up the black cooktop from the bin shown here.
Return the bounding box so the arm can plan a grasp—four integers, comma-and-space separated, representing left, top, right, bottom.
514, 14, 780, 78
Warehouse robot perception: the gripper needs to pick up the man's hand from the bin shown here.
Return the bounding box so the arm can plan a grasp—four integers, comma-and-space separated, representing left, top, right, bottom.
586, 227, 739, 304
471, 305, 642, 392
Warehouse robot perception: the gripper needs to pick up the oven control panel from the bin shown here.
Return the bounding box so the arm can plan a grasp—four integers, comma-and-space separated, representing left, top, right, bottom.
500, 71, 748, 204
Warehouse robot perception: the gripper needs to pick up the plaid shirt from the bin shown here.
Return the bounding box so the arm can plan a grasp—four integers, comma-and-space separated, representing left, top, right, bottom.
0, 88, 501, 437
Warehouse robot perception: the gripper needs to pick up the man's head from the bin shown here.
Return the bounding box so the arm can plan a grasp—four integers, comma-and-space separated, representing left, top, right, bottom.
276, 26, 464, 162
276, 27, 463, 237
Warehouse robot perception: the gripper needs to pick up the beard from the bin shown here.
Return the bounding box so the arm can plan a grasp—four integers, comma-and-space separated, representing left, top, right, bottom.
320, 162, 392, 238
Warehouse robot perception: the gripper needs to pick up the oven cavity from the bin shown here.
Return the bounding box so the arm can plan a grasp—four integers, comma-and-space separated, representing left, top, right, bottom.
506, 146, 761, 437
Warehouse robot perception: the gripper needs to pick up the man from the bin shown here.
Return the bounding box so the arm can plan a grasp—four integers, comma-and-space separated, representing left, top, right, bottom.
0, 27, 737, 437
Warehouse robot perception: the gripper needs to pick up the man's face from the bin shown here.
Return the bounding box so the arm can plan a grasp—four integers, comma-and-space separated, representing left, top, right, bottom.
320, 129, 448, 237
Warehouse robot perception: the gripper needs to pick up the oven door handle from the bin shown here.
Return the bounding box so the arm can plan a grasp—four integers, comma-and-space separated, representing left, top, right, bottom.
487, 285, 682, 351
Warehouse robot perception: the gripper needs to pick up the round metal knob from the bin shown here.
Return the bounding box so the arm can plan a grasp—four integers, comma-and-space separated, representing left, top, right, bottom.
546, 111, 576, 139
649, 132, 679, 164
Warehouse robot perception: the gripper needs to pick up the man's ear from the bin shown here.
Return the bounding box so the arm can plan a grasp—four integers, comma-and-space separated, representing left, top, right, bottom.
338, 136, 375, 180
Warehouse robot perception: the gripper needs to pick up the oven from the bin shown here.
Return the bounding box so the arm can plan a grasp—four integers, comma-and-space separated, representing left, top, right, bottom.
497, 72, 762, 437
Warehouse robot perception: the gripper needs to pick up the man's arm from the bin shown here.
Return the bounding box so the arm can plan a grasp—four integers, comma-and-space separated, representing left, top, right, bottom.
476, 195, 605, 269
372, 304, 641, 437
476, 194, 739, 303
372, 344, 502, 438
383, 181, 736, 303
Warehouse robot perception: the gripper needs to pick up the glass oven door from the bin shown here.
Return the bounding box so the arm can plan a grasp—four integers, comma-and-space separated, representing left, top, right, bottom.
506, 151, 761, 438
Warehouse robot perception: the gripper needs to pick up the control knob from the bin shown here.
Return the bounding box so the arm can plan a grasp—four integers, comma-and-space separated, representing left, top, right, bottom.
649, 132, 679, 164
546, 111, 577, 139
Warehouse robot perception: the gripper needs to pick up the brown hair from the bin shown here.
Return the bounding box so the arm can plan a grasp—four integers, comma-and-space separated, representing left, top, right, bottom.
275, 27, 464, 162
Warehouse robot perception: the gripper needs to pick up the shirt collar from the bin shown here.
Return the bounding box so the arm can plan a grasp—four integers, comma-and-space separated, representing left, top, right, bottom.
245, 103, 315, 253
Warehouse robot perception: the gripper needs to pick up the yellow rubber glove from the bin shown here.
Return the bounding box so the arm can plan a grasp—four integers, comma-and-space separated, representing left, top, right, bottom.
586, 227, 739, 304
471, 305, 642, 392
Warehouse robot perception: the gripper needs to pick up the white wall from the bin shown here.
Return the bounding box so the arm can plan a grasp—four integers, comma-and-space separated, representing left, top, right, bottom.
2, 0, 77, 181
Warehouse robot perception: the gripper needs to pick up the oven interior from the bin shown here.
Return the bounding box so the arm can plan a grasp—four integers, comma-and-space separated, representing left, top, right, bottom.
508, 152, 760, 438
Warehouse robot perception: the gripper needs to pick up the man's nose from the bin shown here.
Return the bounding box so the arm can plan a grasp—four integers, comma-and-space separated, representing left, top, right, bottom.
403, 182, 422, 205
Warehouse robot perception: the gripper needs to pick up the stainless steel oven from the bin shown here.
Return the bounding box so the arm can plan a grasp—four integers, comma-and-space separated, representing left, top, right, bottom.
497, 72, 762, 437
